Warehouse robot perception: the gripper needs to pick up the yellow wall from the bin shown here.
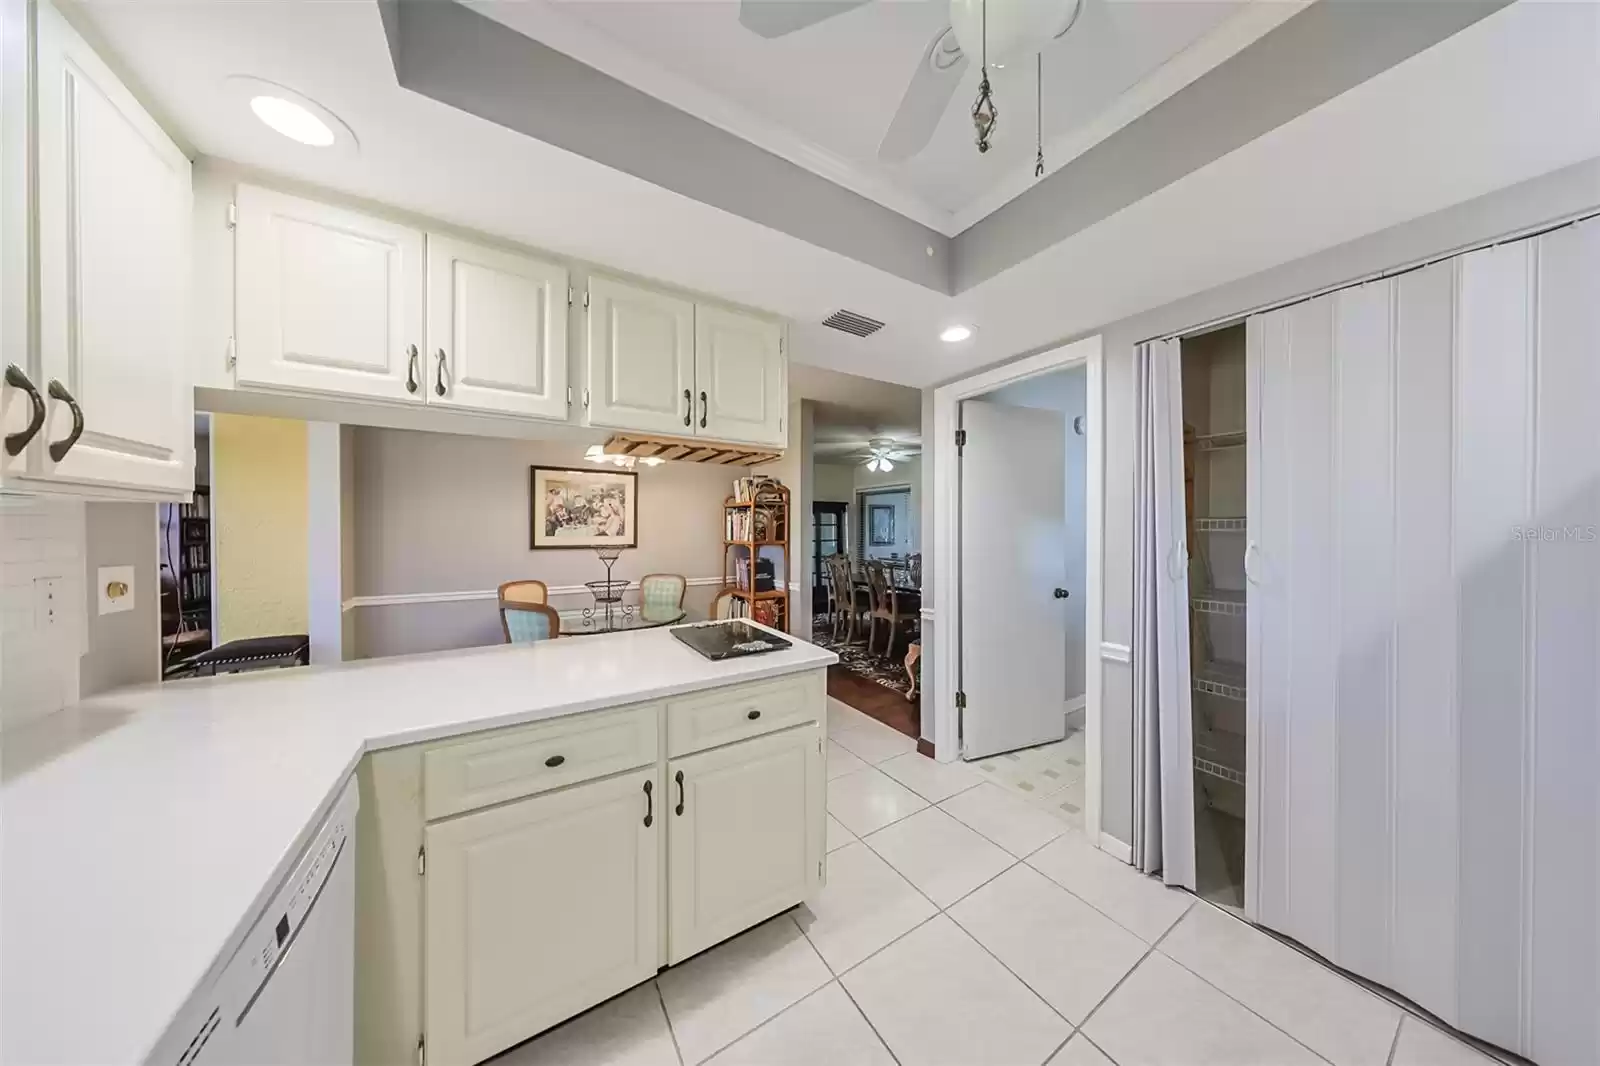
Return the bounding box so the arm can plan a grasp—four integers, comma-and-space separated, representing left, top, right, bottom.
212, 414, 308, 644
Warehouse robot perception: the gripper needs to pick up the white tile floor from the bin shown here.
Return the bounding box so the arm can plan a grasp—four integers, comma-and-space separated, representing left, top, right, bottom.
494, 699, 1505, 1066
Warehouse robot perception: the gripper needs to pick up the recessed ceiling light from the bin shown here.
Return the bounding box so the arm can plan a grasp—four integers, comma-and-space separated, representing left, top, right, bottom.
250, 96, 334, 146
940, 325, 973, 343
226, 76, 358, 154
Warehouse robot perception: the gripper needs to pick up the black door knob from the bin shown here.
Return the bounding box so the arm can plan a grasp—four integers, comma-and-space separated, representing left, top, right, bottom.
1054, 588, 1070, 599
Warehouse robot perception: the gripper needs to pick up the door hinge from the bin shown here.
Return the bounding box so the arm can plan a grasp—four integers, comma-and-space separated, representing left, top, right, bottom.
226, 202, 237, 229
955, 428, 967, 452
568, 286, 574, 307
955, 690, 967, 710
416, 1034, 425, 1066
583, 290, 591, 310
225, 336, 236, 372
566, 386, 573, 408
417, 845, 426, 877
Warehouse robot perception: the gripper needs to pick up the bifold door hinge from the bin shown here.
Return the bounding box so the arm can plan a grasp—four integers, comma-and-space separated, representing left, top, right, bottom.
955, 690, 967, 710
416, 1034, 425, 1066
417, 845, 426, 877
955, 428, 967, 452
226, 202, 237, 229
225, 337, 236, 372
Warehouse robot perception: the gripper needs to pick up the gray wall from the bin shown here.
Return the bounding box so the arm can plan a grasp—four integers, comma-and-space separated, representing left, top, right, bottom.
935, 156, 1600, 844
348, 427, 752, 657
80, 503, 160, 698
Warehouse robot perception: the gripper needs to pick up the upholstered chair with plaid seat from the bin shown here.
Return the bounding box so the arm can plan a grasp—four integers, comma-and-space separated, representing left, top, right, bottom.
639, 573, 688, 622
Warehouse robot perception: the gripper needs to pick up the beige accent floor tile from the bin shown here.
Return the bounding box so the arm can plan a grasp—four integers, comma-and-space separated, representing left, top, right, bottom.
827, 767, 928, 837
702, 983, 895, 1066
1160, 903, 1401, 1066
876, 752, 983, 803
1390, 1017, 1501, 1066
656, 915, 830, 1064
841, 915, 1071, 1066
1027, 832, 1193, 943
494, 984, 678, 1066
1030, 774, 1086, 829
831, 719, 918, 765
863, 807, 1015, 908
949, 863, 1147, 1024
938, 782, 1070, 858
827, 740, 869, 780
1046, 1034, 1117, 1066
1084, 953, 1323, 1066
826, 814, 856, 853
796, 841, 937, 974
972, 737, 1084, 800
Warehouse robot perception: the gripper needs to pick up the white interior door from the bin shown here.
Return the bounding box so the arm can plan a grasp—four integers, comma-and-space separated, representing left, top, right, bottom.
959, 399, 1068, 759
33, 0, 193, 493
425, 234, 569, 420
585, 275, 694, 435
694, 306, 784, 445
235, 185, 424, 403
424, 768, 658, 1066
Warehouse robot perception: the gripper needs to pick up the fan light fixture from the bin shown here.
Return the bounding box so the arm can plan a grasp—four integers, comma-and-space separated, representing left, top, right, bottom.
866, 456, 895, 474
941, 325, 974, 343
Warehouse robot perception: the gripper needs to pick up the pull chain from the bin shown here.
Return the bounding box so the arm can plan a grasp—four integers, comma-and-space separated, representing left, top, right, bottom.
971, 0, 997, 153
1035, 53, 1044, 178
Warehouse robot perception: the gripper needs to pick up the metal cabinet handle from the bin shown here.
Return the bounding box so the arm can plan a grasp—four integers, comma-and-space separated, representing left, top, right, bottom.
643, 779, 654, 827
683, 388, 692, 428
1244, 540, 1261, 586
699, 390, 707, 429
674, 770, 685, 816
434, 349, 448, 397
746, 709, 761, 720
544, 754, 565, 768
46, 380, 84, 463
405, 345, 419, 394
4, 364, 46, 457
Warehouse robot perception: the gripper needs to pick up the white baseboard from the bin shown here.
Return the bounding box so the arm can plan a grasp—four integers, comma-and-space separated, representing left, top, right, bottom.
1097, 834, 1133, 864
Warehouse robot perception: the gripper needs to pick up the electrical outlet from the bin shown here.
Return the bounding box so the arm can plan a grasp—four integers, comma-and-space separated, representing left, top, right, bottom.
33, 577, 61, 631
98, 566, 136, 615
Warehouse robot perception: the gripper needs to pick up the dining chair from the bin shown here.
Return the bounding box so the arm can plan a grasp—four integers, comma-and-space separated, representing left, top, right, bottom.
829, 555, 869, 643
499, 579, 549, 607
866, 560, 919, 659
640, 573, 687, 621
500, 599, 561, 643
907, 553, 922, 590
710, 586, 738, 620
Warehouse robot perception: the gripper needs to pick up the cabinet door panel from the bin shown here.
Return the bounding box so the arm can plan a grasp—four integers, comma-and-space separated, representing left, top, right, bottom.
426, 235, 568, 421
668, 726, 822, 963
695, 306, 784, 446
34, 0, 192, 493
236, 184, 424, 402
425, 768, 659, 1066
586, 276, 693, 434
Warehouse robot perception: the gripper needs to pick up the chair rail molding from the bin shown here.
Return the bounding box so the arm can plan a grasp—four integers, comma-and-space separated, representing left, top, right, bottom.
343, 577, 726, 612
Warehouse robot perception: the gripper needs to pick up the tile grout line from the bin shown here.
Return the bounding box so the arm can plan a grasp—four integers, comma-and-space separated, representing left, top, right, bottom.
834, 977, 906, 1066
1154, 946, 1338, 1066
1078, 1030, 1121, 1064
1070, 894, 1193, 1039
653, 980, 687, 1066
1384, 1015, 1405, 1066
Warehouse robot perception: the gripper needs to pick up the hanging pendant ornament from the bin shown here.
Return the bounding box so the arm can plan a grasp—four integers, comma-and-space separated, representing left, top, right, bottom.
1034, 53, 1044, 178
971, 0, 997, 154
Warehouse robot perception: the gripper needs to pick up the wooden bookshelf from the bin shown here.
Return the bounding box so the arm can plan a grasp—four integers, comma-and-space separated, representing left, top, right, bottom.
723, 481, 790, 631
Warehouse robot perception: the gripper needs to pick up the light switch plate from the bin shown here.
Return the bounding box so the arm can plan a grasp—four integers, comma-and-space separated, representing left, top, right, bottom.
98, 565, 136, 616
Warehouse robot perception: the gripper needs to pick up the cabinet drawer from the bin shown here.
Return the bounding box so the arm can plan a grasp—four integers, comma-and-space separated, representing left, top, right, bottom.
666, 673, 820, 758
424, 704, 659, 820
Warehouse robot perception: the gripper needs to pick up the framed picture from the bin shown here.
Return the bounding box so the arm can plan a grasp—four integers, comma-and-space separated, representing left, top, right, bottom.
868, 504, 896, 546
530, 466, 639, 549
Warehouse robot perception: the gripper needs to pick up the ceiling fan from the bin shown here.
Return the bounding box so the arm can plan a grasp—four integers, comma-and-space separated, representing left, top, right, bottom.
859, 437, 918, 473
739, 0, 1084, 161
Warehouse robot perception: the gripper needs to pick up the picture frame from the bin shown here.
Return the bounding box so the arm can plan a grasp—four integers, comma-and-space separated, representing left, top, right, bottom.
868, 503, 896, 546
530, 465, 639, 550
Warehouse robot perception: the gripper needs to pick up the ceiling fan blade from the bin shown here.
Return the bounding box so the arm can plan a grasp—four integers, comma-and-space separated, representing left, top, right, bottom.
878, 26, 968, 162
738, 0, 872, 39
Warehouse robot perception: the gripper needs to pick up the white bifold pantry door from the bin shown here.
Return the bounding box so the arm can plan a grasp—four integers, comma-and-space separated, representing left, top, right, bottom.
1246, 217, 1599, 1066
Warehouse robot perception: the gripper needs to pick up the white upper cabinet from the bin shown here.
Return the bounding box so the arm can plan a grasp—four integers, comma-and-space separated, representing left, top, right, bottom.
695, 305, 785, 446
235, 184, 425, 403
585, 274, 695, 435
31, 0, 192, 495
426, 235, 568, 420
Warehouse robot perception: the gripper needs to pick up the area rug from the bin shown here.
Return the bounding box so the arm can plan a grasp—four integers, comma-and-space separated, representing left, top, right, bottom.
811, 615, 915, 696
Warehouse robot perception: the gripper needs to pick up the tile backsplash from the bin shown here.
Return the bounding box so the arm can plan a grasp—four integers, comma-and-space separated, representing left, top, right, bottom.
0, 498, 87, 729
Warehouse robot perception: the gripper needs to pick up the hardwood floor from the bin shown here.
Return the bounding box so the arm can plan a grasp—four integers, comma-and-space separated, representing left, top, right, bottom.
827, 664, 921, 741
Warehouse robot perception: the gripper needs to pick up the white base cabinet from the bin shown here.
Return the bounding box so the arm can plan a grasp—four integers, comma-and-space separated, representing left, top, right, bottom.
424, 768, 659, 1066
667, 726, 823, 964
357, 669, 827, 1066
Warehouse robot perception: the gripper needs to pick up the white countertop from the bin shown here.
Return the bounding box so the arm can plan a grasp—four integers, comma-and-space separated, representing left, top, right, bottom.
0, 626, 835, 1066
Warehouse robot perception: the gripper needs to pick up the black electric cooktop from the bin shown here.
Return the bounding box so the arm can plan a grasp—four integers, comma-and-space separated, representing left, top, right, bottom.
671, 620, 792, 661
